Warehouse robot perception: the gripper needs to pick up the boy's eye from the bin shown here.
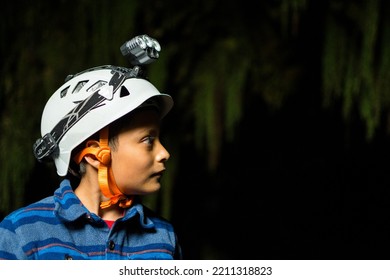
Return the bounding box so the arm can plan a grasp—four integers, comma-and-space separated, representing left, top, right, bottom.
144, 136, 155, 145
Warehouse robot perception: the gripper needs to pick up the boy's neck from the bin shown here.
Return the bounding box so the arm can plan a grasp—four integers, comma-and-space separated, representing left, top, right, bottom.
75, 177, 124, 220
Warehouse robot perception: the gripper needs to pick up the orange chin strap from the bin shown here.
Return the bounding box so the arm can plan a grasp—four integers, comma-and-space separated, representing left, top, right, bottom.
74, 127, 133, 209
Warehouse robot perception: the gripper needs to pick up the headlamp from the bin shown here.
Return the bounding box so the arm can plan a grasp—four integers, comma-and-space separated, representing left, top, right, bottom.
120, 34, 161, 65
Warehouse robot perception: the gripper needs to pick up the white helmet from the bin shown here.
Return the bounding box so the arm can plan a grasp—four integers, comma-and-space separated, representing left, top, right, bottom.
33, 65, 173, 176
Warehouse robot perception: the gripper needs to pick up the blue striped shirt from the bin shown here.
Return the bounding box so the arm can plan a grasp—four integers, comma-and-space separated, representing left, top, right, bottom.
0, 179, 182, 260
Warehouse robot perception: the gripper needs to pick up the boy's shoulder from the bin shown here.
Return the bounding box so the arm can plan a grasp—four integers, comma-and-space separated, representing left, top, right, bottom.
1, 180, 74, 224
1, 195, 55, 223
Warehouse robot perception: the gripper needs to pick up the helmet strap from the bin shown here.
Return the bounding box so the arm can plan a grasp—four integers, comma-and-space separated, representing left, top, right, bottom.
73, 127, 133, 209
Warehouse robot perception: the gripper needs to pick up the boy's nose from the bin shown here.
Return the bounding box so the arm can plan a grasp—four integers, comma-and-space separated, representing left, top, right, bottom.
156, 142, 170, 162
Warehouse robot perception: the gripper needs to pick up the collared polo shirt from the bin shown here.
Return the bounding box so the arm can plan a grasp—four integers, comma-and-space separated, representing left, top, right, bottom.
0, 179, 181, 260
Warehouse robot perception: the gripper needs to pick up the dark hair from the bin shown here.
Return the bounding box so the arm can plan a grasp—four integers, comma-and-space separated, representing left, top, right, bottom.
108, 105, 160, 150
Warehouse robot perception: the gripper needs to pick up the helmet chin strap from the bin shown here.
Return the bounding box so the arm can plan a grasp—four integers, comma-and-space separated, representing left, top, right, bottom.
74, 127, 133, 209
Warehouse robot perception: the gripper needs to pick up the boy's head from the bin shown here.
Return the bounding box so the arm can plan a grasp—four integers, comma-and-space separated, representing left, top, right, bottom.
33, 65, 173, 177
72, 100, 165, 176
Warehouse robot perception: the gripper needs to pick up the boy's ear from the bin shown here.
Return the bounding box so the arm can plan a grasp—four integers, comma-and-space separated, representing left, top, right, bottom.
83, 155, 100, 169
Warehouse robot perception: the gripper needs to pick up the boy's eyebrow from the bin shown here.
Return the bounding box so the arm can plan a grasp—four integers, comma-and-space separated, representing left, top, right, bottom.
139, 127, 159, 135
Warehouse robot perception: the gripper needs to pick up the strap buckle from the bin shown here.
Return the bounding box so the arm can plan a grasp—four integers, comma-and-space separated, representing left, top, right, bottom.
33, 133, 58, 161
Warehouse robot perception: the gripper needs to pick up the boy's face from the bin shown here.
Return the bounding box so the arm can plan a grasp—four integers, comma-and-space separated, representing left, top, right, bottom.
110, 108, 170, 195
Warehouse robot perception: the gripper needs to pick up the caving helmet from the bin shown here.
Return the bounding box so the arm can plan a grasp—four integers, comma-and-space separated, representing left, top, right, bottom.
33, 35, 173, 179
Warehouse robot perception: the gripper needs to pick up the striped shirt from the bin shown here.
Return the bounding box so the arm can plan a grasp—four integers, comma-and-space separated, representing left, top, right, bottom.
0, 179, 182, 260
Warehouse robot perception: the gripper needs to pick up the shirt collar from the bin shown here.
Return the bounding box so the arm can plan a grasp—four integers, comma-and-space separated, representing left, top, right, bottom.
53, 179, 155, 229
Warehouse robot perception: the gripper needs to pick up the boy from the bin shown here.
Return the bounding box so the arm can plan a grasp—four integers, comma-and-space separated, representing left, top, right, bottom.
0, 35, 182, 259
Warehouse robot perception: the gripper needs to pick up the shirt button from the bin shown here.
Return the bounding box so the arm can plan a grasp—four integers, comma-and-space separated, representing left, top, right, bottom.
108, 240, 115, 250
